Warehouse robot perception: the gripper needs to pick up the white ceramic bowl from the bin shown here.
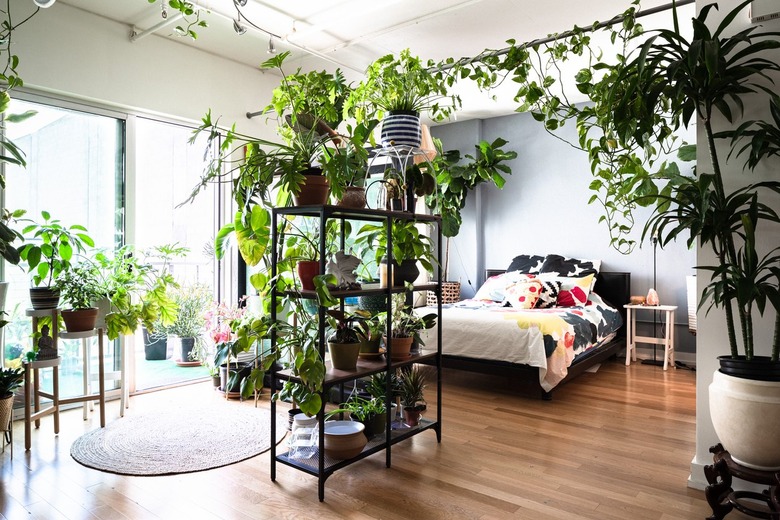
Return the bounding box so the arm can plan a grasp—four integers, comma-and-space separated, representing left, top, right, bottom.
324, 420, 367, 460
292, 413, 317, 431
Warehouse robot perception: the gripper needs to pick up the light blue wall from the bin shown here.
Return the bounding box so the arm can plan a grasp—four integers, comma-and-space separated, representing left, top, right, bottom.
432, 111, 697, 354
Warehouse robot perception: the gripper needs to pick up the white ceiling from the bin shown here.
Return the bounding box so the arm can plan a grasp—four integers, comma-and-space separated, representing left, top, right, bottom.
56, 0, 693, 121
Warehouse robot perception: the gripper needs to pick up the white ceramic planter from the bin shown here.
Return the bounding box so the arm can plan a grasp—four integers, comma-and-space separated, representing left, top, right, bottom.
709, 369, 780, 470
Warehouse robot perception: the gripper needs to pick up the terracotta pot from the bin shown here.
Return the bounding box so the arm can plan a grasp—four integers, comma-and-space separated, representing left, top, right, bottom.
710, 368, 780, 470
297, 260, 320, 291
294, 173, 329, 206
403, 406, 424, 427
328, 341, 361, 370
324, 420, 367, 460
383, 335, 413, 360
61, 307, 99, 332
337, 186, 367, 209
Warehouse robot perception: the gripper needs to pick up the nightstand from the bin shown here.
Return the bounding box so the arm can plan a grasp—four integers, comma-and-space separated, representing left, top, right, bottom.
623, 304, 677, 370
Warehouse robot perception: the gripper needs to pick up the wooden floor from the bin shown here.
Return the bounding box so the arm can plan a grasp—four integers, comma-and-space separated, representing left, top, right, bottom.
0, 360, 739, 519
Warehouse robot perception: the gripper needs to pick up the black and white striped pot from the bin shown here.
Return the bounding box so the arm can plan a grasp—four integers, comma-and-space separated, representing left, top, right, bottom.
29, 286, 60, 310
380, 110, 422, 148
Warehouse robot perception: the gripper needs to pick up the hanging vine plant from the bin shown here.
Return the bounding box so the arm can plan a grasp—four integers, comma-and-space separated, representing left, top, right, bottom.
433, 0, 688, 254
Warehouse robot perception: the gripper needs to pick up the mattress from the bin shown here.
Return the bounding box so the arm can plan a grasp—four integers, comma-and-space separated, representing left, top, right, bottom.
419, 292, 622, 391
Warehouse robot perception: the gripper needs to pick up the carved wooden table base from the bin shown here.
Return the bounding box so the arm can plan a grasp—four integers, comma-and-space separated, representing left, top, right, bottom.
704, 444, 780, 519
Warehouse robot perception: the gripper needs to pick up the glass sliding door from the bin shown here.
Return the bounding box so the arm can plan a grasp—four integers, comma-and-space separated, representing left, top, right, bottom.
1, 96, 123, 399
131, 117, 217, 390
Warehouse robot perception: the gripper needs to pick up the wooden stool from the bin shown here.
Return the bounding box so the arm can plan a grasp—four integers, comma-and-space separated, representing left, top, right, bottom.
704, 443, 780, 519
23, 356, 61, 451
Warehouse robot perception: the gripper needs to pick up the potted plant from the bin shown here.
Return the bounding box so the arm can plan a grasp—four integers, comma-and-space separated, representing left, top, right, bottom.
573, 0, 780, 470
321, 119, 379, 208
0, 366, 23, 440
355, 220, 434, 287
400, 365, 427, 427
54, 261, 105, 332
16, 211, 95, 310
382, 292, 437, 360
259, 51, 352, 206
347, 48, 461, 148
327, 394, 387, 439
204, 299, 248, 393
157, 283, 212, 366
95, 244, 186, 342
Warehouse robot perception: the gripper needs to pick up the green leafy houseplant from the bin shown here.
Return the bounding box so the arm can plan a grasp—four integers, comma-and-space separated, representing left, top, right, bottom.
425, 137, 517, 279
0, 209, 24, 266
17, 211, 95, 288
355, 220, 435, 276
347, 48, 461, 122
603, 0, 780, 363
0, 366, 23, 398
157, 283, 212, 362
54, 261, 105, 310
95, 244, 187, 341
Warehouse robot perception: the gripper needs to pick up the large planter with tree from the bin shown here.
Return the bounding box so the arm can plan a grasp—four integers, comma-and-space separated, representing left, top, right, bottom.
425, 137, 516, 302
494, 0, 780, 470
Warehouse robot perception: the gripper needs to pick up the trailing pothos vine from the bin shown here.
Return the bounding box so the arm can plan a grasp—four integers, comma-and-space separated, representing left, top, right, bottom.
433, 0, 687, 254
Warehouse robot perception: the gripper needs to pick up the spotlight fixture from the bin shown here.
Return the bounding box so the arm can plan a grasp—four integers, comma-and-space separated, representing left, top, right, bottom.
160, 1, 167, 19
33, 0, 56, 6
267, 36, 276, 54
233, 19, 247, 35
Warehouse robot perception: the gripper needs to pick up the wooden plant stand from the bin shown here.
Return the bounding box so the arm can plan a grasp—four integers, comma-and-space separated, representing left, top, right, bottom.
704, 443, 780, 519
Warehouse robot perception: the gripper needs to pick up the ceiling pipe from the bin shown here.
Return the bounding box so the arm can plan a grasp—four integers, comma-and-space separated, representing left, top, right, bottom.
130, 12, 185, 42
435, 0, 696, 73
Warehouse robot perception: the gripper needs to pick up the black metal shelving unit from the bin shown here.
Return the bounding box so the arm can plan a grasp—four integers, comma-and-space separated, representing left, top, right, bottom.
269, 204, 443, 501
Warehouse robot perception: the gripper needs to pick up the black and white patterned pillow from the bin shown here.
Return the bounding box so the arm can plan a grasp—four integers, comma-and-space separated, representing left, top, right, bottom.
534, 279, 562, 308
507, 254, 546, 274
540, 254, 601, 278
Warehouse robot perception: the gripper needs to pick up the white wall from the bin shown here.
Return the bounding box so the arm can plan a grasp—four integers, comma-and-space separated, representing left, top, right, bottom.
432, 111, 698, 354
690, 0, 780, 490
12, 1, 277, 139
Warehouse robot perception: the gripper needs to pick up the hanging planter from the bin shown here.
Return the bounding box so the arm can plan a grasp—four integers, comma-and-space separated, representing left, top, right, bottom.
380, 110, 422, 148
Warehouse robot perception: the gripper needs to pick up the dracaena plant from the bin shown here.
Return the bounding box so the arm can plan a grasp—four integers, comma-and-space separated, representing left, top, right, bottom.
608, 0, 780, 362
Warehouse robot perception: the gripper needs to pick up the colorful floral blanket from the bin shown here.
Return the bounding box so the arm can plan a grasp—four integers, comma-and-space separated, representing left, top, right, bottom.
419, 293, 622, 391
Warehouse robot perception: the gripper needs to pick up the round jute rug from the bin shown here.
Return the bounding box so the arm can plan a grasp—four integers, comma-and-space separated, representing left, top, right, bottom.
70, 405, 288, 476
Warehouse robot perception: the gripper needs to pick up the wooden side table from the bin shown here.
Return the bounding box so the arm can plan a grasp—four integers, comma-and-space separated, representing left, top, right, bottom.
59, 329, 106, 428
23, 356, 61, 451
623, 304, 677, 370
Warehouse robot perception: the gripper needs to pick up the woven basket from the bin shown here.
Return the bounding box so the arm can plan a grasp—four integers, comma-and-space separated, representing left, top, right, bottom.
427, 281, 461, 306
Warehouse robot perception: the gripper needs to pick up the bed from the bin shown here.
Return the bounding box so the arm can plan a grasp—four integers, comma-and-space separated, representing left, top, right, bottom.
419, 254, 630, 399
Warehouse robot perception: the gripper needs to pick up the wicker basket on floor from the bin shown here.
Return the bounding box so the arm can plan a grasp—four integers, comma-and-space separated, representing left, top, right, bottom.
427, 281, 461, 306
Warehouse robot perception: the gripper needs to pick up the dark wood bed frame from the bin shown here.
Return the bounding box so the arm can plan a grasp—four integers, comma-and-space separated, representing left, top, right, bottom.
436, 270, 631, 400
